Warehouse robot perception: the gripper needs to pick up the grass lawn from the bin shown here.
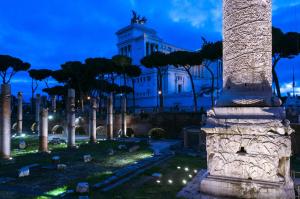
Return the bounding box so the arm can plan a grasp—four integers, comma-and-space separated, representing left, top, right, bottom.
0, 136, 153, 199
84, 155, 207, 199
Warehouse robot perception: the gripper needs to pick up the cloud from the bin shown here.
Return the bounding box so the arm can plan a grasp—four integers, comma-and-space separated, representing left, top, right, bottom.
169, 0, 222, 31
280, 82, 300, 96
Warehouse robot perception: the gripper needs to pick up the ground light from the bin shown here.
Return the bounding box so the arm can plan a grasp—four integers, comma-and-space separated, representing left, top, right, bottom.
168, 179, 173, 184
177, 166, 181, 170
194, 169, 197, 174
44, 186, 67, 197
156, 180, 161, 184
20, 133, 26, 138
184, 167, 189, 172
188, 174, 193, 178
182, 179, 187, 185
48, 115, 54, 120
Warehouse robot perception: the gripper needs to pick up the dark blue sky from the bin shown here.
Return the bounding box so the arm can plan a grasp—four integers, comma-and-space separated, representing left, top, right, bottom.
0, 0, 299, 100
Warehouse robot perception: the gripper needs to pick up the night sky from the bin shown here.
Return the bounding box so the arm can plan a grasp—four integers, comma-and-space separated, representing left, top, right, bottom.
0, 0, 299, 100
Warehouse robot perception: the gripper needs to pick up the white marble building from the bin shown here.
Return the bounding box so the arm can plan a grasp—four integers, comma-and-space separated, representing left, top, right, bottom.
115, 22, 222, 112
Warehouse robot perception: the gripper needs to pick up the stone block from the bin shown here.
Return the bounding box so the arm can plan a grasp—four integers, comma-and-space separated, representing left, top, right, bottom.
57, 164, 67, 170
76, 182, 89, 194
52, 156, 60, 164
83, 155, 92, 163
18, 167, 30, 177
129, 145, 140, 152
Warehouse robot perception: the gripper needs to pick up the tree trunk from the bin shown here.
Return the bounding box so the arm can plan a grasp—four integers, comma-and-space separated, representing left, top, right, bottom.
272, 58, 281, 98
205, 65, 215, 108
158, 69, 164, 112
131, 79, 136, 113
31, 79, 35, 113
121, 95, 127, 137
35, 94, 41, 134
186, 69, 197, 112
51, 95, 56, 113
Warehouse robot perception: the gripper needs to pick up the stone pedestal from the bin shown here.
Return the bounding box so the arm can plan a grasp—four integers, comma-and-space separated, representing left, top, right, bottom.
17, 92, 23, 134
89, 98, 97, 143
67, 89, 76, 148
197, 0, 295, 198
0, 84, 11, 159
200, 107, 295, 198
106, 93, 113, 140
39, 108, 48, 152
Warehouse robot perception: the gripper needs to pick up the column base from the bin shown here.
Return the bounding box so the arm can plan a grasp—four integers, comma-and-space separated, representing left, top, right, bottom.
200, 175, 295, 199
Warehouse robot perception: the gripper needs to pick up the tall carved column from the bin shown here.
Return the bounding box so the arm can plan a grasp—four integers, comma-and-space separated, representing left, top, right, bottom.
39, 108, 48, 152
121, 95, 127, 137
17, 92, 23, 135
67, 89, 76, 148
0, 84, 11, 159
51, 95, 56, 113
35, 94, 41, 133
199, 0, 295, 198
106, 93, 113, 139
89, 98, 97, 143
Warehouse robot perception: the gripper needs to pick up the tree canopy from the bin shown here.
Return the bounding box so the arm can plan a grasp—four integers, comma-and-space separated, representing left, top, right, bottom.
0, 55, 30, 84
272, 27, 300, 98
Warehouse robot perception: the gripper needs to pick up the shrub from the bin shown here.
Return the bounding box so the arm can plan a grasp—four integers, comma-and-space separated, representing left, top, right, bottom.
148, 128, 166, 140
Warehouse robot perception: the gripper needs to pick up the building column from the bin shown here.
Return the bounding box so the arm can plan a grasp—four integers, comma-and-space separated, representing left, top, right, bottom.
89, 98, 97, 143
35, 94, 41, 134
51, 95, 56, 113
17, 92, 23, 135
39, 108, 48, 152
0, 84, 11, 159
121, 95, 127, 137
67, 89, 76, 148
106, 93, 113, 140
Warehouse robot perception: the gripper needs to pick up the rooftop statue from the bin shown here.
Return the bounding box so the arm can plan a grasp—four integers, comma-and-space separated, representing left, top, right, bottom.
131, 10, 147, 25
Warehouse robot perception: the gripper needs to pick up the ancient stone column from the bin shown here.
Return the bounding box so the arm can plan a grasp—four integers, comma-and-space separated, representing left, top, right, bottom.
121, 95, 127, 137
199, 1, 295, 198
51, 95, 56, 113
219, 0, 274, 106
89, 98, 97, 143
106, 93, 113, 139
67, 89, 76, 148
39, 108, 48, 152
17, 92, 23, 135
0, 84, 11, 159
35, 94, 41, 133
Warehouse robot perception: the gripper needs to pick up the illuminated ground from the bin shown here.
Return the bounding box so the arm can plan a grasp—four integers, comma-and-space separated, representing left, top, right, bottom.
0, 136, 153, 199
0, 136, 299, 199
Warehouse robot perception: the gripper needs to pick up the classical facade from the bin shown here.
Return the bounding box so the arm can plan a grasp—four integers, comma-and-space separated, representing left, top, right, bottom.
115, 19, 222, 112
